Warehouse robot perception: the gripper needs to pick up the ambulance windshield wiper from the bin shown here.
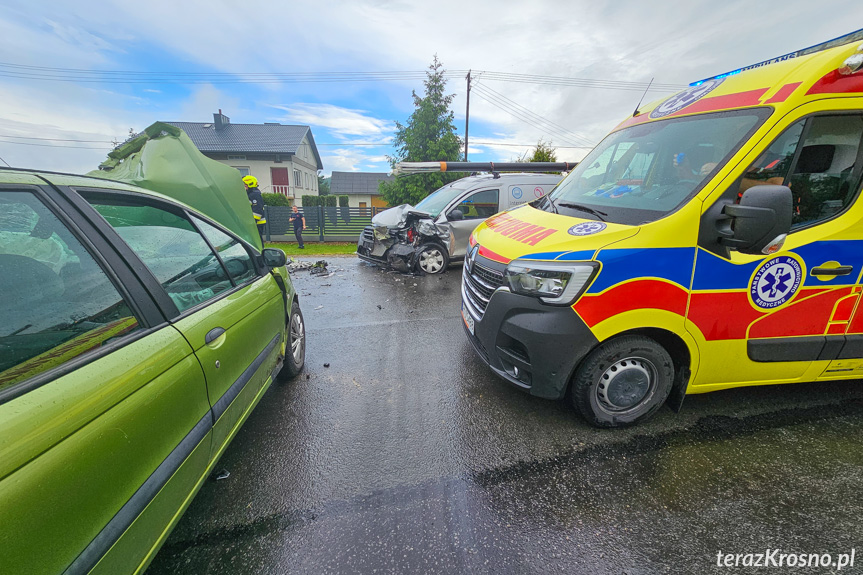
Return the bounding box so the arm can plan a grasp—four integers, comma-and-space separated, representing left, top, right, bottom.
556, 202, 608, 221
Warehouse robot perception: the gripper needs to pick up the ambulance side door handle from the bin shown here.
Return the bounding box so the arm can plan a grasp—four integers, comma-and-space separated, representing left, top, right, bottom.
811, 265, 853, 277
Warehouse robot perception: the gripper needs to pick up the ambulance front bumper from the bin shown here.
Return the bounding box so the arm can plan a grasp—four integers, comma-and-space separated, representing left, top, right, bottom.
461, 277, 599, 400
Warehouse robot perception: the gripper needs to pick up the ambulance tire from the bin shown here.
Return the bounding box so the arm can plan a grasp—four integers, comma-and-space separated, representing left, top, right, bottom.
571, 335, 674, 428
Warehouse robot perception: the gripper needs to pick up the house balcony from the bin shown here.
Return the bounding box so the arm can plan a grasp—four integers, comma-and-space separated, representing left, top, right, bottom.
272, 185, 293, 198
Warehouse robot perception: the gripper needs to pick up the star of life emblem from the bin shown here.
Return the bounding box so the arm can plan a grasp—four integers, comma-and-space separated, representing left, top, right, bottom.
750, 255, 803, 310
568, 222, 607, 236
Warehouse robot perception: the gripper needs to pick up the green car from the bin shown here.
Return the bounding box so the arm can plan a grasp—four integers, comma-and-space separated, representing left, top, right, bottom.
0, 168, 305, 574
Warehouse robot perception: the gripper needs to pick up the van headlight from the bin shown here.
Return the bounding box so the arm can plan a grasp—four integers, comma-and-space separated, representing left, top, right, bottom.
505, 260, 598, 305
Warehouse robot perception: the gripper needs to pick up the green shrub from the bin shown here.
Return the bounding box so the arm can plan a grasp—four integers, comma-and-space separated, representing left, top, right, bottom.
322, 195, 337, 207
301, 195, 319, 207
338, 195, 349, 207
262, 193, 292, 206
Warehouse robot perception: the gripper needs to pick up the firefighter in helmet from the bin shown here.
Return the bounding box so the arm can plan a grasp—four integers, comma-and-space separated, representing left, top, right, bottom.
242, 175, 266, 240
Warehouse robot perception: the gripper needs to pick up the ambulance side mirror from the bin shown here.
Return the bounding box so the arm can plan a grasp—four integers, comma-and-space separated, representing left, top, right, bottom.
719, 185, 792, 254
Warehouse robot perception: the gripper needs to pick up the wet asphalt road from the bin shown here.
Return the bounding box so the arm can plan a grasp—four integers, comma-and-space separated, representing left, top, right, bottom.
147, 257, 863, 575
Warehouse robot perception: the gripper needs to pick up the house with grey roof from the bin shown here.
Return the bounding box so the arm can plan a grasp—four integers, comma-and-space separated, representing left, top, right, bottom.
166, 110, 323, 206
330, 171, 393, 209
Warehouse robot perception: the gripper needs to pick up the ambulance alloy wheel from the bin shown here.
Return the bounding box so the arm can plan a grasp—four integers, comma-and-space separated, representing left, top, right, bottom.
416, 244, 449, 274
571, 335, 674, 428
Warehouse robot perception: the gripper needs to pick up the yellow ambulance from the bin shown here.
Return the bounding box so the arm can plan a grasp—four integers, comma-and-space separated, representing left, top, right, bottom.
461, 29, 863, 427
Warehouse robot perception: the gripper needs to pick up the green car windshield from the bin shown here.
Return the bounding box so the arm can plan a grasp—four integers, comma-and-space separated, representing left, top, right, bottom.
536, 109, 770, 225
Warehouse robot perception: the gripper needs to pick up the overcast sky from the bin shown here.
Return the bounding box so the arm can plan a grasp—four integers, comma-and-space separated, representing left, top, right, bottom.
1, 0, 861, 176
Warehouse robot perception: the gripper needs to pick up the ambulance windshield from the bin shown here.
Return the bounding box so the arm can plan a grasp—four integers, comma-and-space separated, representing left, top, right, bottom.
539, 109, 770, 225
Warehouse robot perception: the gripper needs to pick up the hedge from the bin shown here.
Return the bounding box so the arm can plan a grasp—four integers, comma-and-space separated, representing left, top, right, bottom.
338, 195, 349, 207
301, 195, 320, 207
262, 193, 292, 206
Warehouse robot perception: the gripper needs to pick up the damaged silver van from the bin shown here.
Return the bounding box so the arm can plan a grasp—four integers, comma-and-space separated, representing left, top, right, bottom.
358, 170, 564, 274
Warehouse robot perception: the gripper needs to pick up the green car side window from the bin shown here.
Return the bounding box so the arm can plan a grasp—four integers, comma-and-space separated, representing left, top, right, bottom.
87, 199, 234, 313
0, 192, 140, 392
191, 216, 257, 286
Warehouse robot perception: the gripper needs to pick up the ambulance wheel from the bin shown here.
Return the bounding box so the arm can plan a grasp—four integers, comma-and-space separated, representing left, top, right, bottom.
571, 335, 674, 428
416, 244, 449, 275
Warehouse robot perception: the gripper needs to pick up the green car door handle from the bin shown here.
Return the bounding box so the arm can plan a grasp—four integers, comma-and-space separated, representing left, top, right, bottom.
205, 327, 226, 344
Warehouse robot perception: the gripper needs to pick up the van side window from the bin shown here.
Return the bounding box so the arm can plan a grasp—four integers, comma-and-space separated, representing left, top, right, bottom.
0, 192, 140, 392
452, 189, 499, 220
739, 115, 863, 228
86, 199, 235, 313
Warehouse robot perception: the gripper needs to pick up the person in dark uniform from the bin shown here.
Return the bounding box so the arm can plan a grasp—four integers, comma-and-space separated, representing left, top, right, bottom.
242, 175, 267, 241
291, 205, 306, 249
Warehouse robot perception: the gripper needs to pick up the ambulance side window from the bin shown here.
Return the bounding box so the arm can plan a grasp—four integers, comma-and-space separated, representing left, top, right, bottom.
738, 115, 863, 229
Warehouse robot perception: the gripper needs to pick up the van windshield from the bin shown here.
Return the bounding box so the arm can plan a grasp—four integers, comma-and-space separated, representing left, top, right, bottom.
414, 182, 470, 217
537, 109, 770, 225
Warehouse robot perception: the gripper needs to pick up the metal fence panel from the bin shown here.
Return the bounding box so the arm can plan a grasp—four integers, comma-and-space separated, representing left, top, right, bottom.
264, 205, 387, 242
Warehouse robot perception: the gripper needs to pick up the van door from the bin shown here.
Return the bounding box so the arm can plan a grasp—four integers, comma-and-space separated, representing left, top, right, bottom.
443, 188, 500, 258
690, 108, 863, 388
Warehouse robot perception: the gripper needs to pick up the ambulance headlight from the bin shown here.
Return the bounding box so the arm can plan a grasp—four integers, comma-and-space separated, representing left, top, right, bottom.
505, 260, 599, 305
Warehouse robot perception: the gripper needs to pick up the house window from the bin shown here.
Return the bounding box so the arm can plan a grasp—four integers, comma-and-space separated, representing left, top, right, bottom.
227, 155, 246, 161
233, 166, 250, 178
294, 169, 302, 187
304, 173, 309, 189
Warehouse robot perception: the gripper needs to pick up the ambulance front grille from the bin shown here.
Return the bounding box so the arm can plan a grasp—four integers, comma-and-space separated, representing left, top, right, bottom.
463, 262, 505, 319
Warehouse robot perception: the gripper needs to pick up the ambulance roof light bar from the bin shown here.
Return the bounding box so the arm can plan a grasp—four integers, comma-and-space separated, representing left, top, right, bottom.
690, 27, 863, 86
392, 161, 577, 177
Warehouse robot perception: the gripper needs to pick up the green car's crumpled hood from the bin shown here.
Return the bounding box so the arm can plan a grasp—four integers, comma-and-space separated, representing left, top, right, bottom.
86, 122, 262, 250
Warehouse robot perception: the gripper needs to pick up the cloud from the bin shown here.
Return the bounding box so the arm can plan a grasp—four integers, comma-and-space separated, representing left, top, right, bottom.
272, 104, 394, 138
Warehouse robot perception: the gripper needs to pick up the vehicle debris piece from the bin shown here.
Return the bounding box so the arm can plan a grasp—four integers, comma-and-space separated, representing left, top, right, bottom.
212, 469, 230, 481
309, 260, 330, 276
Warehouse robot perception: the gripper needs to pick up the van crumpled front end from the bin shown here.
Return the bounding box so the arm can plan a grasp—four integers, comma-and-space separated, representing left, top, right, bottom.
357, 205, 451, 274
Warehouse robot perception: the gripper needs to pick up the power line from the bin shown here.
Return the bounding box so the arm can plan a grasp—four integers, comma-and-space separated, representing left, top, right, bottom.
471, 85, 592, 148
0, 61, 685, 93
0, 133, 114, 143
0, 155, 10, 167
472, 141, 592, 149
0, 138, 111, 149
473, 84, 595, 147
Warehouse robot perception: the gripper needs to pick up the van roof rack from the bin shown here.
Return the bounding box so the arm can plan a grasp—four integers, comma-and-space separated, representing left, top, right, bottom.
690, 27, 863, 86
393, 161, 577, 177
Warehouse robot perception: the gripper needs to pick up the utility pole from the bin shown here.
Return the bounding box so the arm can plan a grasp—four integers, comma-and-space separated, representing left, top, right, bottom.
464, 70, 471, 161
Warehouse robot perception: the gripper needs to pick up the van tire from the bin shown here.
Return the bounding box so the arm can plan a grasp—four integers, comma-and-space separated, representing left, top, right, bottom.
571, 335, 673, 428
282, 300, 305, 378
415, 243, 449, 275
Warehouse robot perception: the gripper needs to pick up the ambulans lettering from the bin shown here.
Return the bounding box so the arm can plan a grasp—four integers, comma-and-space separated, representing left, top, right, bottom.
484, 213, 557, 246
749, 255, 803, 310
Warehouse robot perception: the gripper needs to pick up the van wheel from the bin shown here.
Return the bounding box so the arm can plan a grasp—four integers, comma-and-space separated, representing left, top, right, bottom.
415, 244, 449, 274
571, 335, 673, 428
283, 300, 305, 378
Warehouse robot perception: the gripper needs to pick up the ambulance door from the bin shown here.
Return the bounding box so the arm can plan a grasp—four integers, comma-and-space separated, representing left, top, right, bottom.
690, 107, 863, 388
